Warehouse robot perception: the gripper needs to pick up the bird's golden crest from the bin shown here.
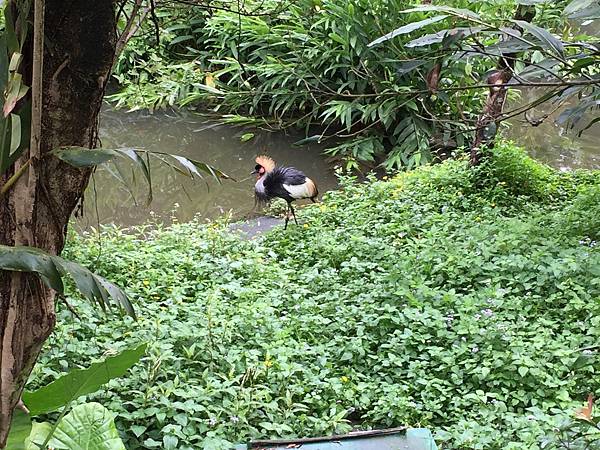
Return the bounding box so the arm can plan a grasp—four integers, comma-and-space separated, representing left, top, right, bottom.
255, 155, 276, 172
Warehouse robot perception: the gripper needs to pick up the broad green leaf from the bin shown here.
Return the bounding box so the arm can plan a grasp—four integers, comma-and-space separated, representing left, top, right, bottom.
367, 15, 448, 47
25, 422, 53, 450
6, 410, 32, 450
400, 5, 481, 20
48, 403, 126, 450
23, 343, 147, 415
0, 245, 134, 317
512, 20, 565, 58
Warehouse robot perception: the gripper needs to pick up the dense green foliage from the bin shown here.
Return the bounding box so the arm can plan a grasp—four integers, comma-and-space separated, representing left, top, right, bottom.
109, 0, 594, 170
30, 143, 600, 449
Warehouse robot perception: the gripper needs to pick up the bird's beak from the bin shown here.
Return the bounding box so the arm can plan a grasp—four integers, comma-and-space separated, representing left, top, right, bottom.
251, 169, 259, 175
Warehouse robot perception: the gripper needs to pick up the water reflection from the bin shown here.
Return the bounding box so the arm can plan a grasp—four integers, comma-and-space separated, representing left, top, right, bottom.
80, 100, 599, 229
505, 88, 600, 171
77, 107, 338, 229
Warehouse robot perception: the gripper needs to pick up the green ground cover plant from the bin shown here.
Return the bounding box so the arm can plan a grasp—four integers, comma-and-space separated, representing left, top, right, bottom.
29, 142, 600, 449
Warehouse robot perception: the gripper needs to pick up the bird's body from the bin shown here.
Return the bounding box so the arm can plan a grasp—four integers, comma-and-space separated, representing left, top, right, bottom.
253, 156, 318, 229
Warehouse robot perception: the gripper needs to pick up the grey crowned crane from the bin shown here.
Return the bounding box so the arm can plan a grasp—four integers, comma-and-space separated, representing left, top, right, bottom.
252, 155, 318, 229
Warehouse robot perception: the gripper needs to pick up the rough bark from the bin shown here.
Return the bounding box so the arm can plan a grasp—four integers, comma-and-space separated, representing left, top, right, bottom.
0, 1, 117, 446
470, 5, 536, 166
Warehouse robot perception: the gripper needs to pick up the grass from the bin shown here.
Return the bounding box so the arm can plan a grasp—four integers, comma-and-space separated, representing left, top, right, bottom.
29, 142, 600, 449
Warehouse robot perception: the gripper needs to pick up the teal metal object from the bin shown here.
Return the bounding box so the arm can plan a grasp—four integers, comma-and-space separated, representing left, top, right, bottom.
235, 427, 438, 450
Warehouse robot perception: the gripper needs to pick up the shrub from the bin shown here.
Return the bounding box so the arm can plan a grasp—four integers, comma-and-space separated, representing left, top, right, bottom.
30, 142, 600, 449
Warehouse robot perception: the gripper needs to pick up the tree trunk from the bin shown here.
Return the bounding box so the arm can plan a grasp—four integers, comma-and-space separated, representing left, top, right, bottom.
470, 5, 536, 166
0, 1, 117, 446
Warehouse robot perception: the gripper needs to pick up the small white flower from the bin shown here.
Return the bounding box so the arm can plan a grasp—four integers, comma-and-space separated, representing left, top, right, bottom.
474, 314, 482, 320
472, 346, 479, 353
482, 309, 493, 317
583, 349, 594, 355
208, 417, 217, 426
230, 415, 239, 423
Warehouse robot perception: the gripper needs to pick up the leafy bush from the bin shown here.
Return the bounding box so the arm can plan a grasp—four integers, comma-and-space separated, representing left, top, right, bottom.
29, 142, 600, 449
110, 0, 586, 170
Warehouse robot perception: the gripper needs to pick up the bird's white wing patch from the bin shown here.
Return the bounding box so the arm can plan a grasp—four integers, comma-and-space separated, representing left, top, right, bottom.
283, 182, 311, 199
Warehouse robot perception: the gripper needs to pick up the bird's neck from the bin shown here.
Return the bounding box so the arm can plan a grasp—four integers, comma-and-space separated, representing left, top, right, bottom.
255, 176, 266, 194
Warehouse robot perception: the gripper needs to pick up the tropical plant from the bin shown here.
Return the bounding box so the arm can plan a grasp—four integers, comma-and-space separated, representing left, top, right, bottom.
27, 142, 600, 449
6, 344, 147, 449
110, 0, 599, 169
0, 0, 227, 446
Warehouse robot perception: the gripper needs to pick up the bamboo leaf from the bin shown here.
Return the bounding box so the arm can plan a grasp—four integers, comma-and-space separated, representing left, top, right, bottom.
578, 116, 600, 136
396, 59, 428, 76
51, 146, 233, 191
406, 27, 482, 48
0, 245, 64, 292
512, 20, 565, 58
23, 344, 147, 416
400, 5, 481, 20
52, 147, 120, 166
367, 15, 449, 47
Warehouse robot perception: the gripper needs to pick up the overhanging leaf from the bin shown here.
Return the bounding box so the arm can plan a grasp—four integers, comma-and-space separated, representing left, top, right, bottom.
293, 135, 323, 146
406, 27, 482, 48
367, 15, 449, 47
51, 147, 233, 204
23, 343, 147, 416
0, 245, 134, 317
0, 245, 63, 292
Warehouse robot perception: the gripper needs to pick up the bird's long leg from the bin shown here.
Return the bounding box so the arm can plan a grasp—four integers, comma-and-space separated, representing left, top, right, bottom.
284, 202, 290, 230
289, 202, 298, 225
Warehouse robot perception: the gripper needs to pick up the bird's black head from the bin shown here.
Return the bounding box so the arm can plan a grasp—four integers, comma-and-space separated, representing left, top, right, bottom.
251, 164, 266, 177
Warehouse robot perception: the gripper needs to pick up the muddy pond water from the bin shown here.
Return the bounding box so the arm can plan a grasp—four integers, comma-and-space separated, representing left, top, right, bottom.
76, 107, 339, 230
76, 104, 599, 230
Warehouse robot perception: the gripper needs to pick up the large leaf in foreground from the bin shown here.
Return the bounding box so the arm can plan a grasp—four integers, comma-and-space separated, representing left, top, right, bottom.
5, 410, 31, 450
0, 245, 134, 317
51, 146, 233, 205
23, 343, 147, 415
27, 404, 125, 450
